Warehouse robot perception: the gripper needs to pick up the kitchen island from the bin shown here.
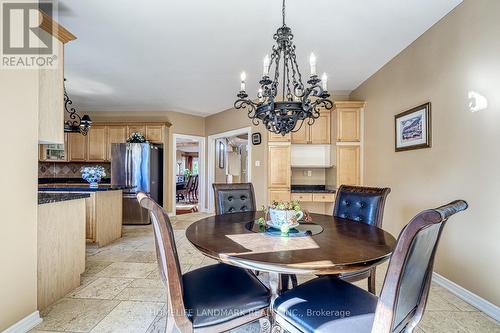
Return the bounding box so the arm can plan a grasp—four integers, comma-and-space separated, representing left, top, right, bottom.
39, 184, 127, 247
38, 193, 89, 310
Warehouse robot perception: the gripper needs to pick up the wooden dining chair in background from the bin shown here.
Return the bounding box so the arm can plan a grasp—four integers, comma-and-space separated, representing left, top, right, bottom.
177, 175, 193, 203
213, 183, 256, 215
136, 192, 271, 333
272, 200, 468, 333
333, 185, 391, 293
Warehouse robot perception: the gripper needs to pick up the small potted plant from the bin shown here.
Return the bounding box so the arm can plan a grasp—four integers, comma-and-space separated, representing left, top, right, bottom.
266, 200, 304, 234
81, 165, 106, 188
127, 132, 147, 143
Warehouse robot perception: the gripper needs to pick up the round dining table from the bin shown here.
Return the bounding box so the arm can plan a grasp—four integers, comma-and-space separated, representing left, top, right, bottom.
186, 211, 397, 304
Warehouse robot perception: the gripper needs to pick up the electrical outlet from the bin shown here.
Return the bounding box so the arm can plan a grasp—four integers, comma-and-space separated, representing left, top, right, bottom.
255, 160, 260, 167
307, 170, 312, 177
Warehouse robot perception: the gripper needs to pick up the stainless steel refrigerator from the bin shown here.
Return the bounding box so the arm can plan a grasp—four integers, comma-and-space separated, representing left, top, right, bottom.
111, 143, 163, 225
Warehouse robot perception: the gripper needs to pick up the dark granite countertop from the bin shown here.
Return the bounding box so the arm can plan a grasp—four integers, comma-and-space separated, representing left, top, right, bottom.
291, 185, 336, 193
38, 177, 111, 184
38, 192, 90, 205
38, 184, 133, 192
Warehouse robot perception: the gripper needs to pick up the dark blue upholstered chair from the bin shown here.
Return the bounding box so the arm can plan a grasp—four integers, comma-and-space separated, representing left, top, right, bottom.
213, 183, 256, 215
273, 200, 468, 333
137, 192, 270, 333
334, 185, 391, 293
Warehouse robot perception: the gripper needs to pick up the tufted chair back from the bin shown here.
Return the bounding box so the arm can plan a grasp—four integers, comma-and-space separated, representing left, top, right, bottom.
213, 183, 256, 215
334, 185, 391, 227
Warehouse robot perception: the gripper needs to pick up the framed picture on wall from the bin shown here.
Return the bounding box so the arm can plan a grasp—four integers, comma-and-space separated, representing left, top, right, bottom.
395, 102, 432, 152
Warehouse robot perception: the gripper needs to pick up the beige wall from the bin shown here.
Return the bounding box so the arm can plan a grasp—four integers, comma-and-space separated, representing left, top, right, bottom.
205, 108, 269, 207
350, 0, 500, 305
86, 111, 205, 212
291, 168, 326, 185
0, 70, 39, 328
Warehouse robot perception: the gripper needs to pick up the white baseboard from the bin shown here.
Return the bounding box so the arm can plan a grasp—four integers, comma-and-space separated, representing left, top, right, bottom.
2, 311, 42, 333
432, 272, 500, 322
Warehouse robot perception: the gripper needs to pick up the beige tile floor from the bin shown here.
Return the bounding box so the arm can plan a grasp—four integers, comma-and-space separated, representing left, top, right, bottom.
31, 212, 499, 333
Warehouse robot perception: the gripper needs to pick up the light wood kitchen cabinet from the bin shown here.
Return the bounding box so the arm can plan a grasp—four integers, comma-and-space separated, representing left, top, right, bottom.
127, 124, 146, 137
291, 110, 331, 144
85, 190, 123, 247
291, 123, 309, 143
310, 112, 331, 144
337, 107, 360, 142
68, 132, 87, 161
336, 145, 360, 186
37, 12, 76, 144
268, 131, 290, 142
106, 125, 127, 161
268, 189, 291, 203
268, 143, 291, 188
146, 125, 164, 143
312, 193, 336, 202
87, 125, 107, 161
291, 192, 335, 203
291, 193, 313, 202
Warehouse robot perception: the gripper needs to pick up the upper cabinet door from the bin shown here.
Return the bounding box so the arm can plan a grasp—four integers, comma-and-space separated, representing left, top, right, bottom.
310, 111, 331, 144
337, 108, 360, 142
127, 125, 146, 138
68, 132, 87, 161
268, 143, 291, 188
291, 121, 309, 144
336, 145, 360, 186
145, 125, 164, 143
268, 131, 291, 142
107, 125, 127, 161
38, 41, 65, 145
87, 125, 107, 161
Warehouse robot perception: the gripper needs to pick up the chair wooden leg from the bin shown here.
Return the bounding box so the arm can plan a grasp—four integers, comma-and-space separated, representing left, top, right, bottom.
368, 269, 376, 294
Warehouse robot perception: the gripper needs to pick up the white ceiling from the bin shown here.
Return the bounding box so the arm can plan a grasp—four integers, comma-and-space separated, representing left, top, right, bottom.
59, 0, 462, 116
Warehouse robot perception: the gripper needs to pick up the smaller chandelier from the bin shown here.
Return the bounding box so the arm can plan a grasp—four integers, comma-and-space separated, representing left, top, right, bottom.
63, 78, 92, 136
234, 0, 334, 135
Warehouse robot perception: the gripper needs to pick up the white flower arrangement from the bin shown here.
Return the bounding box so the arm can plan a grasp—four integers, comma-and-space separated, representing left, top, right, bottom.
81, 165, 106, 184
127, 132, 147, 143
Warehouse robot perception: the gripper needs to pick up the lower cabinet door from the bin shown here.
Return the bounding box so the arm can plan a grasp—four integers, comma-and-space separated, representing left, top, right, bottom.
268, 189, 291, 204
291, 193, 313, 202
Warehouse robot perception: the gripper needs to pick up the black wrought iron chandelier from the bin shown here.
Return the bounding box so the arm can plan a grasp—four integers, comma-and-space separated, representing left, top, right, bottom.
63, 78, 92, 135
234, 0, 334, 135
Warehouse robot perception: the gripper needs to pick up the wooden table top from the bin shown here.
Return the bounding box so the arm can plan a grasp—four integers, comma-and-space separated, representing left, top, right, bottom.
186, 211, 397, 275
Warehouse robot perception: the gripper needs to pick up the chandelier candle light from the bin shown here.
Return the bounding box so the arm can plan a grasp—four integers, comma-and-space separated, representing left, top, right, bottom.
234, 0, 334, 135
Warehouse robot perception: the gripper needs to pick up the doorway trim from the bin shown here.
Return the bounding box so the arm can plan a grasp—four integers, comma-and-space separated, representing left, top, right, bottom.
207, 126, 252, 213
172, 134, 206, 215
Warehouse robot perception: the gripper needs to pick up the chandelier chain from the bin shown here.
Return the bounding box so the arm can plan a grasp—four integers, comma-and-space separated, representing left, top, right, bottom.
282, 0, 286, 26
234, 0, 334, 135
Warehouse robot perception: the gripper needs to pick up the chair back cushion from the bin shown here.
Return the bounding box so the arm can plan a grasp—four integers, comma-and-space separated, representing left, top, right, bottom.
374, 200, 468, 332
213, 183, 256, 215
334, 185, 391, 227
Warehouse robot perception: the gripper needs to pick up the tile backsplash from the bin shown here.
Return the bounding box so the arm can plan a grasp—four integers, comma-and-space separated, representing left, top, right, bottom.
39, 162, 111, 179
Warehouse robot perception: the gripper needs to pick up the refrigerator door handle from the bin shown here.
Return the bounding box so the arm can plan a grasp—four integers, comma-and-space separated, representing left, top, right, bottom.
126, 145, 131, 187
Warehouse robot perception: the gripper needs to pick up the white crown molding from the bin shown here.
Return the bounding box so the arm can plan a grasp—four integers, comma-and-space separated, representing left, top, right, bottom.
432, 273, 499, 322
1, 311, 42, 333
